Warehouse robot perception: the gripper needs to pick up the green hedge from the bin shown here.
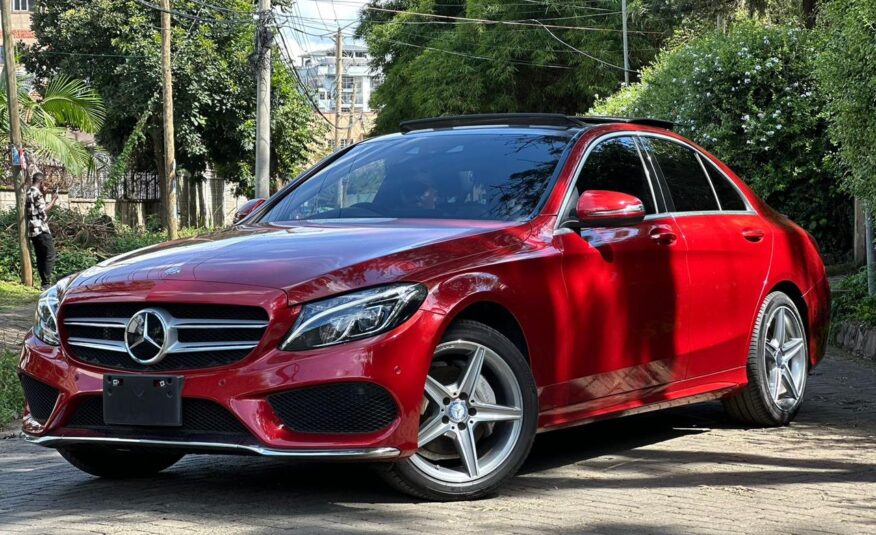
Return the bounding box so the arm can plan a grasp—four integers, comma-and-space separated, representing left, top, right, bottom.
592, 22, 851, 262
815, 0, 876, 204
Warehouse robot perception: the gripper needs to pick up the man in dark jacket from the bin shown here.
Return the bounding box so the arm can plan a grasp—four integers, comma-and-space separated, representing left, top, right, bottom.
25, 173, 58, 290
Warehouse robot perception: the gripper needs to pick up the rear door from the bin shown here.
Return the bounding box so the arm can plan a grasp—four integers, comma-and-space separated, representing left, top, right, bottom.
642, 136, 772, 378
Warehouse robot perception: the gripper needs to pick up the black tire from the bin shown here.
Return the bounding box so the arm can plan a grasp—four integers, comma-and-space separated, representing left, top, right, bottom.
379, 320, 538, 501
722, 291, 808, 427
59, 446, 184, 478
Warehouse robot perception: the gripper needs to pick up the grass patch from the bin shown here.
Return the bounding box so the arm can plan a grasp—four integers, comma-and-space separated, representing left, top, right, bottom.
0, 281, 40, 312
0, 350, 23, 427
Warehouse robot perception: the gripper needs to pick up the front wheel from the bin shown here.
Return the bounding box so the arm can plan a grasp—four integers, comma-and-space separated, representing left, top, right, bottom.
379, 320, 538, 501
723, 291, 809, 426
59, 446, 184, 478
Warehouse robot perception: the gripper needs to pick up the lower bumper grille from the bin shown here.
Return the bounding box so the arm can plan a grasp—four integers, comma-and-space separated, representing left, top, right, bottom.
269, 382, 398, 434
19, 374, 60, 424
66, 396, 253, 439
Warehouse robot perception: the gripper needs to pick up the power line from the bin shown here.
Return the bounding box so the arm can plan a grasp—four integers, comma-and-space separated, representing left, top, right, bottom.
349, 3, 664, 34
131, 0, 256, 26
528, 19, 637, 73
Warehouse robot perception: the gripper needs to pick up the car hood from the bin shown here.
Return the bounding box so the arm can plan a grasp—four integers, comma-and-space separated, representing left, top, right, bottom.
67, 219, 530, 304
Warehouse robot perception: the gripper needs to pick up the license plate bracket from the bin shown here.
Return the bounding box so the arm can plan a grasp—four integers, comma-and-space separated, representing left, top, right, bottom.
103, 375, 183, 427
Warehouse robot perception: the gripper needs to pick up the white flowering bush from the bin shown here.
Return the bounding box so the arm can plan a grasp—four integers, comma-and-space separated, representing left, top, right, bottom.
592, 22, 850, 259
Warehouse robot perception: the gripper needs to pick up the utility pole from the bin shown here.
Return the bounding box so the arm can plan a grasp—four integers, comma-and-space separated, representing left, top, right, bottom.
346, 78, 357, 144
333, 28, 343, 150
160, 0, 178, 239
254, 0, 271, 199
1, 0, 32, 285
866, 205, 875, 296
621, 0, 630, 86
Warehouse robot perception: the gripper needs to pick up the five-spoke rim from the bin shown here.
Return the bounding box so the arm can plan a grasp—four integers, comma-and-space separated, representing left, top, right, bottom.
764, 305, 807, 410
411, 340, 524, 484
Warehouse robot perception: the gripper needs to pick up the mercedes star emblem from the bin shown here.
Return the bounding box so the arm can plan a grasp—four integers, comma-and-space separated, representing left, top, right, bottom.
125, 308, 173, 365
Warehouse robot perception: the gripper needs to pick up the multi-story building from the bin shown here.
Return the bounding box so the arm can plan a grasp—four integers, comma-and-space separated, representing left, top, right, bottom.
295, 40, 382, 149
0, 0, 37, 60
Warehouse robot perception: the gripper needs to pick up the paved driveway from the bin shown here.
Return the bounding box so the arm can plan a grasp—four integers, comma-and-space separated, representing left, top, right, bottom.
1, 349, 874, 535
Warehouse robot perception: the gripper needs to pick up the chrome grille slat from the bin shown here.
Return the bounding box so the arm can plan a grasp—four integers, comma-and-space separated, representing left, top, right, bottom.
68, 338, 128, 353
62, 303, 269, 371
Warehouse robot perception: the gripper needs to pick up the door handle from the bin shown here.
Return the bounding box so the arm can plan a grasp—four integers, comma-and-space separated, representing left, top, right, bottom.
649, 226, 677, 245
742, 228, 765, 242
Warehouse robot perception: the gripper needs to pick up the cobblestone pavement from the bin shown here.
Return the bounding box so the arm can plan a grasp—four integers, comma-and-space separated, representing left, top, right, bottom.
1, 349, 874, 535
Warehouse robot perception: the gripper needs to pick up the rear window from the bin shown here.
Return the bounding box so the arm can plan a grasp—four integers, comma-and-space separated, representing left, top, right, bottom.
648, 138, 719, 212
700, 157, 748, 211
260, 133, 571, 223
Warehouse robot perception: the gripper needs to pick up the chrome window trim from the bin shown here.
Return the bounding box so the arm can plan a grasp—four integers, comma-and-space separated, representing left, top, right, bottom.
24, 434, 401, 460
695, 153, 724, 210
554, 132, 661, 231
634, 132, 757, 215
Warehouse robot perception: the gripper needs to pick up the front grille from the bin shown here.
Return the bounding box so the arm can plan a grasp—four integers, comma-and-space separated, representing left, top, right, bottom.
67, 396, 252, 438
19, 374, 60, 424
62, 303, 269, 372
269, 382, 398, 434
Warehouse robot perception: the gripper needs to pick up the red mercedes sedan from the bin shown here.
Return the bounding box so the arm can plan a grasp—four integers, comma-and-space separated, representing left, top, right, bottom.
18, 114, 829, 500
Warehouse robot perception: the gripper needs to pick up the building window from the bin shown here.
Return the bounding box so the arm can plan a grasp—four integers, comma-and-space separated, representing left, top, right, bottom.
342, 76, 354, 90
13, 0, 32, 11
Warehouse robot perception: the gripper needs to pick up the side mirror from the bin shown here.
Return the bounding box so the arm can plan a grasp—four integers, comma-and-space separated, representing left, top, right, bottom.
568, 190, 646, 228
233, 198, 266, 224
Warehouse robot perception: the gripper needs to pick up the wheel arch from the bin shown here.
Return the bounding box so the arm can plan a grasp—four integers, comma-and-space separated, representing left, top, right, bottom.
768, 280, 809, 338
443, 300, 530, 364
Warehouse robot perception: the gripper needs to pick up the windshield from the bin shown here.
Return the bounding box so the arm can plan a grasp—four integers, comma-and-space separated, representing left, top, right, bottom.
259, 132, 571, 223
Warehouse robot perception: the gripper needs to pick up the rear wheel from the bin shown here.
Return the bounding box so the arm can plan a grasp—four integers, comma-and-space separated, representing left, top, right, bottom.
380, 320, 538, 501
59, 446, 184, 478
723, 291, 808, 426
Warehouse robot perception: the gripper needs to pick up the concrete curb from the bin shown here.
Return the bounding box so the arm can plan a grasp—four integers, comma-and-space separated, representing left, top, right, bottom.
833, 321, 876, 362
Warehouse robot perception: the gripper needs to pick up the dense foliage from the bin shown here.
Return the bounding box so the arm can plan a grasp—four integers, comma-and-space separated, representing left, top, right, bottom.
592, 21, 850, 259
356, 0, 680, 134
833, 269, 876, 326
0, 208, 201, 284
814, 0, 876, 204
22, 0, 324, 194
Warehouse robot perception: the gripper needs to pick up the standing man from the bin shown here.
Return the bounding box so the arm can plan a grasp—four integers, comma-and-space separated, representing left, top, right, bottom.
25, 173, 57, 290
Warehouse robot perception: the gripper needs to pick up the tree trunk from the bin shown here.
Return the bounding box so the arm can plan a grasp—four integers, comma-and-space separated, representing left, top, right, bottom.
802, 0, 817, 29
855, 197, 867, 266
151, 128, 168, 229
197, 179, 206, 228
11, 166, 33, 285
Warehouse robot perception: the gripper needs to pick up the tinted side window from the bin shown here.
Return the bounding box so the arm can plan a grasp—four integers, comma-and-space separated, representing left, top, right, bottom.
570, 136, 656, 217
649, 139, 719, 212
701, 157, 747, 211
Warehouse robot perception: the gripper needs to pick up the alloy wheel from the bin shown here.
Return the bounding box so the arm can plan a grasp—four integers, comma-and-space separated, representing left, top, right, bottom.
411, 340, 524, 484
764, 305, 807, 410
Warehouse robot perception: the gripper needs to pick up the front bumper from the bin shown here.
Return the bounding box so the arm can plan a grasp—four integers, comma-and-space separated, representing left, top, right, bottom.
23, 434, 400, 460
18, 281, 445, 459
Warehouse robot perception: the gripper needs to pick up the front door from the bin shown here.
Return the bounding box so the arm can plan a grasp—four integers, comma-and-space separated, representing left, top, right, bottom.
553, 135, 690, 413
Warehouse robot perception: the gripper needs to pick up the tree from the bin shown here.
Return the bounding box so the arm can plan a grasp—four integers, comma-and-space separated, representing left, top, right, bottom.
815, 0, 876, 203
0, 73, 105, 175
356, 0, 674, 134
592, 21, 851, 260
22, 0, 324, 219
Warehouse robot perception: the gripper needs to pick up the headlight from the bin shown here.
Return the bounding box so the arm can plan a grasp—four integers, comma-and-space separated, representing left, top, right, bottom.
33, 285, 60, 345
280, 283, 427, 351
32, 275, 74, 346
